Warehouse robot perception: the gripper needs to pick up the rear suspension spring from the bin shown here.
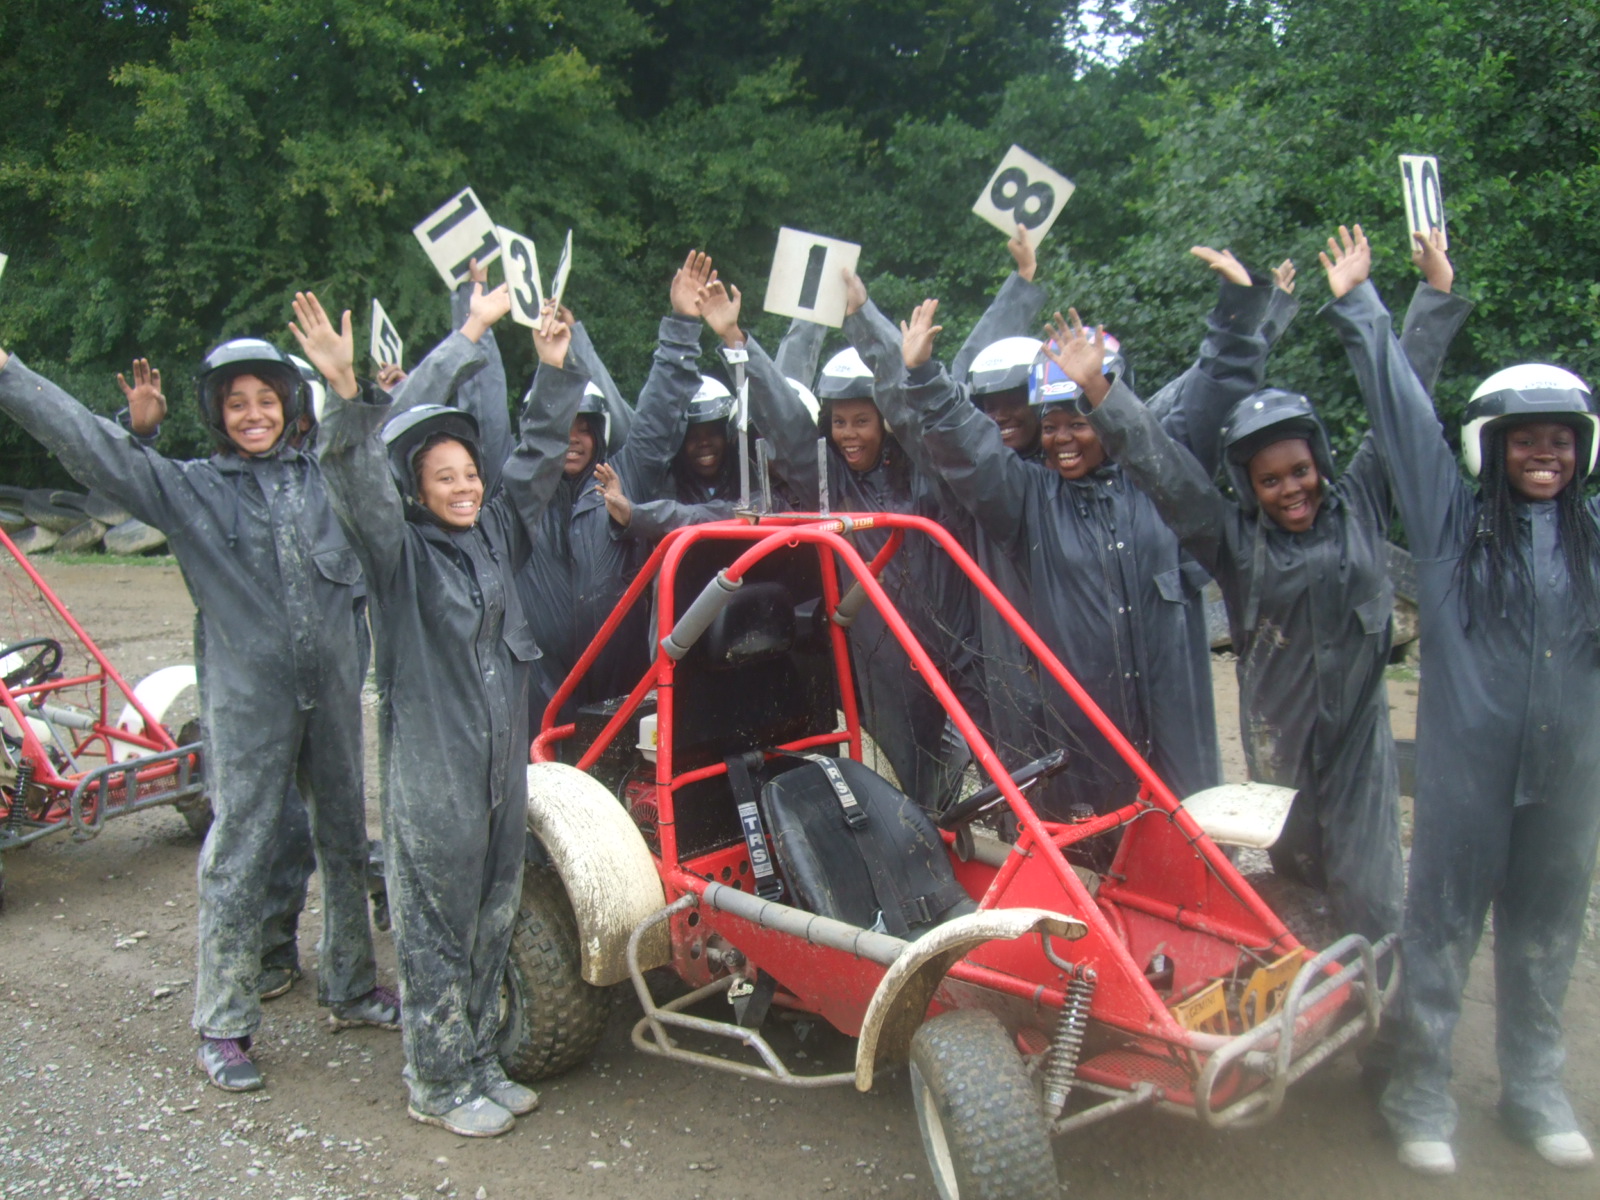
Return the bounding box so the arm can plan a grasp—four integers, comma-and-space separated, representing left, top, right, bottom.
1042, 965, 1096, 1119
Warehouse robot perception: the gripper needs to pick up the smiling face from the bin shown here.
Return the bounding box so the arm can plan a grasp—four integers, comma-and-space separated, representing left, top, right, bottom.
415, 437, 483, 529
981, 390, 1039, 454
1248, 438, 1323, 532
681, 421, 727, 481
829, 399, 885, 472
564, 417, 597, 477
1503, 420, 1579, 501
220, 373, 287, 456
1039, 407, 1106, 480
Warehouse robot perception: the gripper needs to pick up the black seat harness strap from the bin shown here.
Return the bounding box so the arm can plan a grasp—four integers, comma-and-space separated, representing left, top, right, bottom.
726, 752, 784, 902
790, 752, 868, 828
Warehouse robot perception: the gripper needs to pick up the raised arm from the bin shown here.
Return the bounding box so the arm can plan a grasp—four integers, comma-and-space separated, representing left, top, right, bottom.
744, 333, 823, 499
1319, 225, 1472, 559
491, 311, 589, 568
562, 306, 633, 451
387, 320, 490, 420
904, 348, 1036, 561
698, 277, 821, 501
1396, 231, 1472, 396
0, 351, 189, 530
1055, 313, 1233, 573
1259, 259, 1301, 349
950, 226, 1048, 382
610, 251, 711, 497
774, 317, 826, 388
291, 293, 409, 584
448, 261, 513, 489
1144, 247, 1273, 475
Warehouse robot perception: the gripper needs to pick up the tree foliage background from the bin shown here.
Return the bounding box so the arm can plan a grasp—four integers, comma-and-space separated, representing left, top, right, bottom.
1, 0, 1597, 484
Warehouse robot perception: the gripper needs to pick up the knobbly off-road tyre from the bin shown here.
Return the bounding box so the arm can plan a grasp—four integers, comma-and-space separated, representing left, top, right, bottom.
498, 865, 611, 1082
908, 1009, 1058, 1200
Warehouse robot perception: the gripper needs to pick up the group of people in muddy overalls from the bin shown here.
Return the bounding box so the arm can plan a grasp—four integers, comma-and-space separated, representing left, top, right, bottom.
0, 215, 1594, 1175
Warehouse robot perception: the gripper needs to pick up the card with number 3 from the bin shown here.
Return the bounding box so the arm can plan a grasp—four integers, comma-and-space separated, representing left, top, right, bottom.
972, 145, 1075, 246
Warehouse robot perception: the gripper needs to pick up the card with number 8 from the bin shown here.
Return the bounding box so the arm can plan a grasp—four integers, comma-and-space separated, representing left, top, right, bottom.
972, 145, 1075, 246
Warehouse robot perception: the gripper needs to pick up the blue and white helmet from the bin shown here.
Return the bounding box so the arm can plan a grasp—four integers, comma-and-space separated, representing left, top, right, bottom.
1027, 333, 1124, 412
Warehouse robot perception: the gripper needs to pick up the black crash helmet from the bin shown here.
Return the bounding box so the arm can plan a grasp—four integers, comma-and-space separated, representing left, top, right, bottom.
1461, 363, 1597, 478
1219, 389, 1336, 516
381, 404, 482, 511
288, 354, 327, 425
194, 339, 307, 448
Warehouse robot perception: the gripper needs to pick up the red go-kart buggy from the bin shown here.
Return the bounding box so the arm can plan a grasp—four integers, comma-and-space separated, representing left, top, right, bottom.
0, 528, 204, 907
500, 512, 1395, 1199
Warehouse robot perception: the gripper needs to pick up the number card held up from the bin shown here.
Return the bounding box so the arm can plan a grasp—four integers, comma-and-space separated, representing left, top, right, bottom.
972, 145, 1074, 246
413, 187, 502, 288
370, 298, 404, 369
1398, 155, 1448, 250
498, 226, 544, 329
0, 251, 8, 287
762, 228, 861, 329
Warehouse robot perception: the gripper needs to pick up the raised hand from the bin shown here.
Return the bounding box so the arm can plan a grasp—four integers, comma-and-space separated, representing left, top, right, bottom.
1272, 258, 1296, 295
1009, 224, 1038, 282
117, 358, 167, 435
1190, 246, 1250, 287
1410, 229, 1454, 294
697, 279, 744, 347
1043, 309, 1109, 407
377, 363, 408, 392
288, 292, 359, 399
843, 269, 868, 318
899, 299, 944, 370
533, 303, 572, 368
462, 281, 513, 343
594, 461, 632, 527
670, 250, 715, 317
1319, 224, 1371, 299
468, 256, 489, 287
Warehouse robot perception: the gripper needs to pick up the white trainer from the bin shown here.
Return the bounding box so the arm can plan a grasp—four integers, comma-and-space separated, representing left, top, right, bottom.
1533, 1131, 1595, 1169
1397, 1139, 1457, 1175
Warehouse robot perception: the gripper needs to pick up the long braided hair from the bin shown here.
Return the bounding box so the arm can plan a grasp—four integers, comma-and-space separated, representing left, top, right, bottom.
1457, 422, 1600, 634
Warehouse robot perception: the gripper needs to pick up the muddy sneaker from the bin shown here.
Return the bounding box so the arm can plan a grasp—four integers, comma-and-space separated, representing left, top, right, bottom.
1397, 1140, 1456, 1176
197, 1037, 263, 1092
485, 1078, 539, 1116
407, 1095, 514, 1138
259, 964, 302, 1001
1533, 1131, 1595, 1169
329, 985, 401, 1031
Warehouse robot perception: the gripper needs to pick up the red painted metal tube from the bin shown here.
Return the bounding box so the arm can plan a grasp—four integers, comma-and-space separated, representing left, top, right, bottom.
0, 529, 172, 746
539, 535, 673, 734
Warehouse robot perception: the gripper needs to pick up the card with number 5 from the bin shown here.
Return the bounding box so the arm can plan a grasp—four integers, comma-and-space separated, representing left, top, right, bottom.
972, 146, 1074, 246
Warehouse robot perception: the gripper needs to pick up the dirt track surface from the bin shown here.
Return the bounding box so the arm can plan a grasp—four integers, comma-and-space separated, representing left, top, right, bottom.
1, 560, 1597, 1200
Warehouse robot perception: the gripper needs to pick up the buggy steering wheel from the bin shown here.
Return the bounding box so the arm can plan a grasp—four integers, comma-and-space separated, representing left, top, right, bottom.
936, 749, 1070, 830
0, 638, 63, 691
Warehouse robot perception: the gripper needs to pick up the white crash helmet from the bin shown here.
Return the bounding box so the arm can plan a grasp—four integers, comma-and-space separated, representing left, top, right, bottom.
969, 336, 1043, 398
1461, 363, 1597, 478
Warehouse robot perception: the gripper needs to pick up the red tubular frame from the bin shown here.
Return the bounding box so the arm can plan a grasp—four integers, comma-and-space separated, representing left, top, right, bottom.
1, 528, 194, 834
533, 513, 1311, 1048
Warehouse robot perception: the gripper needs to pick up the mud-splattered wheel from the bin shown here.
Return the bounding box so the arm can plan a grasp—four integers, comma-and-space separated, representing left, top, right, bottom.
908, 1009, 1058, 1200
497, 865, 612, 1081
173, 720, 213, 839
